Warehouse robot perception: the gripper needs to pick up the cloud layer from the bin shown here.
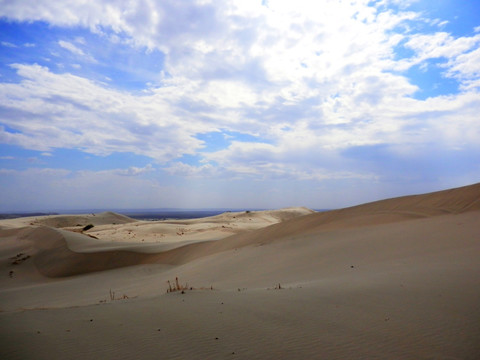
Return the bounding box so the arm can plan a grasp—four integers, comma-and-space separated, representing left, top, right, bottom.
0, 0, 479, 209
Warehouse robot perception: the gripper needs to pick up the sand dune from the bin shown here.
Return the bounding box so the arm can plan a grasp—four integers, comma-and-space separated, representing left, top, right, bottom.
1, 183, 479, 359
0, 207, 314, 278
83, 207, 315, 244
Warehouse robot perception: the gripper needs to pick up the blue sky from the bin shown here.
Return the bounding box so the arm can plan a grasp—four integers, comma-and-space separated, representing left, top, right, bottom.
0, 0, 479, 212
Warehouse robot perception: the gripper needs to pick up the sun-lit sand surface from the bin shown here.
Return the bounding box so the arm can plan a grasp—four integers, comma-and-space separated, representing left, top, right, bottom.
1, 184, 479, 359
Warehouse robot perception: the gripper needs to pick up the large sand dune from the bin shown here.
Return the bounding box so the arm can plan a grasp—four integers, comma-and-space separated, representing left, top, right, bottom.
1, 183, 479, 359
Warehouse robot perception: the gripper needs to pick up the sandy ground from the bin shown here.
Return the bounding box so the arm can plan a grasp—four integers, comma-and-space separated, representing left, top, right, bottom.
1, 184, 479, 359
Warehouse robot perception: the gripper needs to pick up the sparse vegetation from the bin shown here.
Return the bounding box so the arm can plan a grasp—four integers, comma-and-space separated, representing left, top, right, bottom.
167, 277, 188, 293
166, 277, 214, 293
105, 289, 134, 302
267, 283, 284, 290
10, 253, 30, 265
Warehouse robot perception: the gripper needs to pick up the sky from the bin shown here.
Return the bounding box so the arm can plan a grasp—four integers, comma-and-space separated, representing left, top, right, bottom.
0, 0, 479, 212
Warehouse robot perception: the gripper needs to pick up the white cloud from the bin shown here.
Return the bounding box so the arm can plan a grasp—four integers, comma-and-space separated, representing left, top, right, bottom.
74, 36, 86, 44
0, 64, 205, 161
445, 47, 480, 90
1, 41, 17, 48
164, 162, 216, 178
399, 32, 480, 90
0, 0, 479, 187
58, 40, 97, 62
113, 164, 154, 176
0, 167, 71, 177
58, 40, 85, 56
406, 32, 480, 60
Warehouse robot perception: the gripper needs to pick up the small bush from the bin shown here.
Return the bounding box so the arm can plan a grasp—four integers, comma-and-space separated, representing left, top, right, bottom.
82, 224, 94, 231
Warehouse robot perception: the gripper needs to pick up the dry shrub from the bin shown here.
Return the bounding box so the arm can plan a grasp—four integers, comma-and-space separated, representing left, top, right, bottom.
166, 277, 214, 293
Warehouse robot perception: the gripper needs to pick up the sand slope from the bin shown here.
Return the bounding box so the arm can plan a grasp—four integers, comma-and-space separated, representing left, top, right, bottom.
1, 183, 479, 359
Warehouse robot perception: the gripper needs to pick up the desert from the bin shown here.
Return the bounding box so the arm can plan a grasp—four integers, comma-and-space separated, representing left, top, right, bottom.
1, 183, 479, 359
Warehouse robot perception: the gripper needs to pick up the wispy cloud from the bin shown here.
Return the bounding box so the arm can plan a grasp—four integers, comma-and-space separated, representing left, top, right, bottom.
114, 164, 154, 176
58, 40, 85, 56
1, 41, 17, 48
58, 40, 97, 62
